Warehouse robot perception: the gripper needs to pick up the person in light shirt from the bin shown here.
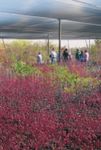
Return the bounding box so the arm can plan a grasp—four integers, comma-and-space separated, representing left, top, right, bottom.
37, 52, 43, 64
84, 50, 89, 62
50, 48, 57, 64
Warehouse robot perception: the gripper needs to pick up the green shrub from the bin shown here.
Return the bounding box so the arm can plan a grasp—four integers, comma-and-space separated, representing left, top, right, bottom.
13, 61, 40, 76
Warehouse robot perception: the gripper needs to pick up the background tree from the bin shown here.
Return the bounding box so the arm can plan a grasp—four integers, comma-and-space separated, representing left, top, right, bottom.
90, 39, 101, 64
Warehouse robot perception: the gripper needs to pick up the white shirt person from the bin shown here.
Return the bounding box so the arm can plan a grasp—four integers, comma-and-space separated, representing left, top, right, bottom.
84, 50, 89, 62
50, 48, 57, 64
37, 52, 43, 64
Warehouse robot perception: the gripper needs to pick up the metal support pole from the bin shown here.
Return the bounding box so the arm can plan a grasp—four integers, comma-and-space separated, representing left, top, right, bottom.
89, 39, 90, 51
2, 38, 6, 50
58, 19, 61, 62
68, 40, 70, 49
1, 38, 8, 62
85, 40, 89, 49
47, 33, 50, 55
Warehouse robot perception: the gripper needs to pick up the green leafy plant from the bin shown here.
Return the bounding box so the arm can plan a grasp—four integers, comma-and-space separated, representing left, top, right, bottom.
13, 61, 40, 76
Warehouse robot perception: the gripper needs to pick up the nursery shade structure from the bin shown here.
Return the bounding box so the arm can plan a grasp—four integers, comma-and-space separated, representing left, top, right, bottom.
0, 0, 101, 39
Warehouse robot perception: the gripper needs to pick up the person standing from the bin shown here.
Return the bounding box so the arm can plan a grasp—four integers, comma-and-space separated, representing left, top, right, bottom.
50, 48, 57, 64
84, 50, 89, 62
80, 50, 84, 62
63, 48, 69, 62
37, 52, 43, 64
75, 49, 81, 61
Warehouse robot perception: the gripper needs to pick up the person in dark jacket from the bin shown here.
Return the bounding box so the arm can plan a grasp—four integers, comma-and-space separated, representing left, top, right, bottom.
63, 48, 69, 62
75, 49, 81, 61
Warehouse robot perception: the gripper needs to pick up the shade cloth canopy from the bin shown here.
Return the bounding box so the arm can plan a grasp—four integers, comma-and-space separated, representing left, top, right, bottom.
0, 0, 101, 39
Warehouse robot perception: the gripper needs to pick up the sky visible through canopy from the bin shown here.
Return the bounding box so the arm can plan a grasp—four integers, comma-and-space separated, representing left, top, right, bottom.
50, 39, 95, 48
4, 39, 95, 48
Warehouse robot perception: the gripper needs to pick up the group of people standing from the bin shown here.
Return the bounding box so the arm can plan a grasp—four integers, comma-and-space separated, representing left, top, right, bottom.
62, 48, 72, 62
37, 48, 58, 64
75, 49, 89, 62
37, 48, 57, 64
49, 48, 72, 63
37, 48, 89, 64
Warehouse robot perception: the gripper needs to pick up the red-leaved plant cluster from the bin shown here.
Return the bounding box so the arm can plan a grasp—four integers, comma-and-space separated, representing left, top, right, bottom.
0, 67, 101, 150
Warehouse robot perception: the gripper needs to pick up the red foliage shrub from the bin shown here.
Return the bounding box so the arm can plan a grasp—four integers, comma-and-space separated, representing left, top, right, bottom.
68, 63, 89, 77
0, 74, 101, 149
